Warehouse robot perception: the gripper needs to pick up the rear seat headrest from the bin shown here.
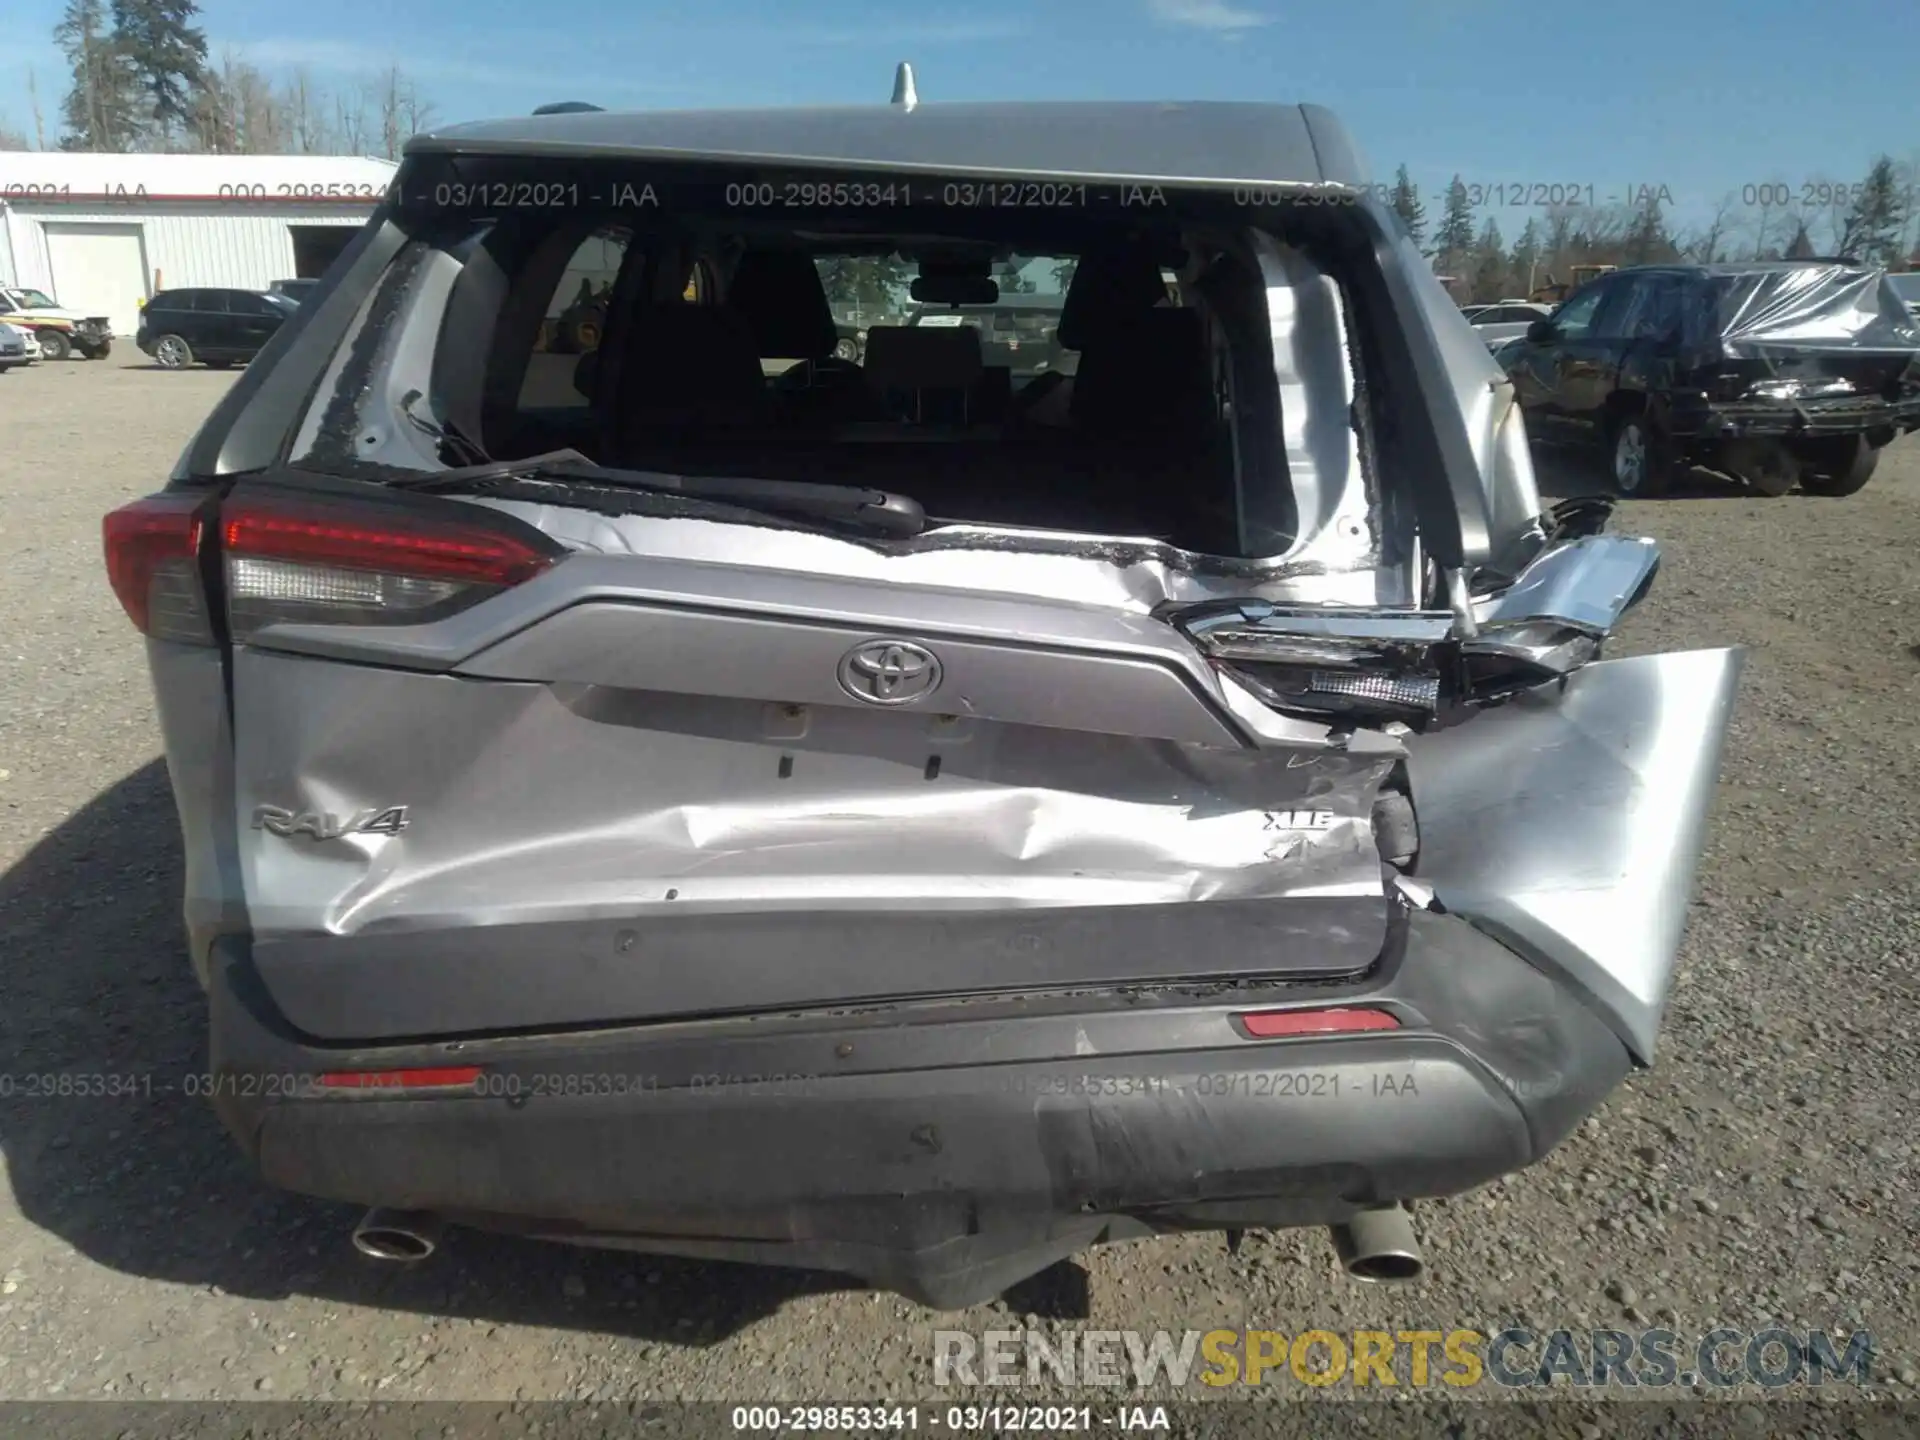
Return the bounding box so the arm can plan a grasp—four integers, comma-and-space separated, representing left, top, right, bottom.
1069, 307, 1215, 439
727, 250, 841, 358
612, 305, 770, 435
861, 325, 984, 391
1057, 244, 1172, 351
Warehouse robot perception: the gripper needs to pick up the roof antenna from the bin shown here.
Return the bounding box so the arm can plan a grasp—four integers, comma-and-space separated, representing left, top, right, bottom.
891, 61, 918, 111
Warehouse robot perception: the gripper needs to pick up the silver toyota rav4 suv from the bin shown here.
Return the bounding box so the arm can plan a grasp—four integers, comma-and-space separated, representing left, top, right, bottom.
104, 99, 1742, 1308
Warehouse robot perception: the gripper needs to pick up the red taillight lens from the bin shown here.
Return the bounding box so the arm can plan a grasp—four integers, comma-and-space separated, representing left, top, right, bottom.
219, 495, 558, 641
1238, 1007, 1401, 1038
317, 1066, 484, 1091
103, 493, 213, 643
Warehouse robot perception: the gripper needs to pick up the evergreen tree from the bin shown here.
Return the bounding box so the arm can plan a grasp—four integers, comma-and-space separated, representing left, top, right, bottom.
1388, 163, 1425, 248
110, 0, 208, 144
995, 259, 1037, 294
816, 257, 911, 313
1469, 218, 1507, 302
1510, 218, 1543, 294
54, 0, 141, 150
1432, 175, 1475, 272
1838, 157, 1905, 264
1784, 219, 1815, 259
1624, 196, 1675, 264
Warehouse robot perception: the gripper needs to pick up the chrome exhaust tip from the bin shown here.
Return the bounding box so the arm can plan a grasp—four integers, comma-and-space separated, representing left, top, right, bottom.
352, 1208, 442, 1263
1331, 1204, 1424, 1283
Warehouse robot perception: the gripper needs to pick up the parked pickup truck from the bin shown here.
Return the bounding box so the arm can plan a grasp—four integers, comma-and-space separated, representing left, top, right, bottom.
0, 285, 113, 361
1503, 260, 1920, 496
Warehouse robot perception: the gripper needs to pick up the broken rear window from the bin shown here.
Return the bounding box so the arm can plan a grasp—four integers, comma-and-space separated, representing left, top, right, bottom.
389, 159, 1327, 557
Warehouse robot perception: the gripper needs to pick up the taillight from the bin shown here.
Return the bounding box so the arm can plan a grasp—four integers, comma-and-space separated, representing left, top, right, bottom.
1237, 1007, 1401, 1038
219, 495, 558, 642
103, 493, 214, 643
317, 1065, 484, 1091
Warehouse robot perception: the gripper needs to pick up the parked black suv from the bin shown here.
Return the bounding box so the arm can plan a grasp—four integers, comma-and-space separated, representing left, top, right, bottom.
1504, 261, 1920, 496
137, 287, 300, 370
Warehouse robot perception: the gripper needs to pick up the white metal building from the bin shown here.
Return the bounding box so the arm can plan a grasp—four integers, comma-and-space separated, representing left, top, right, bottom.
0, 153, 398, 337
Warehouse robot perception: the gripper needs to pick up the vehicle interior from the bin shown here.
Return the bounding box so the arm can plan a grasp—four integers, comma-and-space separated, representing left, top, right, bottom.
475, 212, 1303, 557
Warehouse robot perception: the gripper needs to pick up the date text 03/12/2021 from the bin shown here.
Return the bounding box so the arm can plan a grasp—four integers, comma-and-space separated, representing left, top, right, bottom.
729, 1406, 1172, 1432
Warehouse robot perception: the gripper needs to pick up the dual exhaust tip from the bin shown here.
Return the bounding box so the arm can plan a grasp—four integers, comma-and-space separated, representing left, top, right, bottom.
352, 1203, 1423, 1284
351, 1208, 441, 1263
1331, 1203, 1424, 1283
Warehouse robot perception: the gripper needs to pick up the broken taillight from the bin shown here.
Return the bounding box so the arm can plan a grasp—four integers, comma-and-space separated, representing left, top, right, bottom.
103, 492, 215, 644
1238, 1007, 1401, 1038
317, 1066, 484, 1090
109, 491, 561, 644
219, 494, 560, 642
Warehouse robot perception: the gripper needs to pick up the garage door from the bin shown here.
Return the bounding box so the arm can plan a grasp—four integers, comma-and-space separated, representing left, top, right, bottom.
43, 224, 149, 338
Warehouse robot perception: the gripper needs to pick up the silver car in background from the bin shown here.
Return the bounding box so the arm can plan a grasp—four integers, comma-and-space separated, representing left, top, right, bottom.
0, 321, 39, 370
1467, 300, 1554, 348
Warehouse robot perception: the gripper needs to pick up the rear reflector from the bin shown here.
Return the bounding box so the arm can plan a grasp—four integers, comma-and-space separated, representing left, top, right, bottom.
317, 1066, 483, 1090
220, 495, 558, 641
103, 493, 214, 643
1238, 1007, 1400, 1038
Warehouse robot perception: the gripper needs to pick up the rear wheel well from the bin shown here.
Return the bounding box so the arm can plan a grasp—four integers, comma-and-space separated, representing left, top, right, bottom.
1602, 391, 1647, 429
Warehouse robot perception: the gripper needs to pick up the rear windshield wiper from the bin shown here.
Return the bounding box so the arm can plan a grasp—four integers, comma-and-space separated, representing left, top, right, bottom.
384, 450, 926, 538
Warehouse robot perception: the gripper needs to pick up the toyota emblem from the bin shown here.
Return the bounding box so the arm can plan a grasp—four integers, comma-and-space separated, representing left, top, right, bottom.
837, 639, 943, 706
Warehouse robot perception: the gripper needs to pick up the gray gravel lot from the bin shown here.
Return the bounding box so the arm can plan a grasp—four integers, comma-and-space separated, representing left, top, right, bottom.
1, 353, 1917, 1415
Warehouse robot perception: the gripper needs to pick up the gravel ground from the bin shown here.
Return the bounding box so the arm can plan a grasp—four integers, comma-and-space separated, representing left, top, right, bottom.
1, 353, 1917, 1419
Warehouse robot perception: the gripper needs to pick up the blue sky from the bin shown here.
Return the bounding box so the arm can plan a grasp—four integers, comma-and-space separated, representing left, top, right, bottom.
6, 0, 1917, 238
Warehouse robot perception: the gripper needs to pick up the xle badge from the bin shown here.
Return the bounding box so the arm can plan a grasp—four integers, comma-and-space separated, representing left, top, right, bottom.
252, 805, 410, 840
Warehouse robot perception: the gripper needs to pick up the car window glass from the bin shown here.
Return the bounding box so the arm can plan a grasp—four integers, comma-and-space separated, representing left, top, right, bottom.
0, 295, 14, 314
234, 292, 283, 317
1596, 278, 1659, 340
1549, 283, 1608, 339
1594, 278, 1648, 339
1641, 279, 1684, 341
515, 226, 631, 410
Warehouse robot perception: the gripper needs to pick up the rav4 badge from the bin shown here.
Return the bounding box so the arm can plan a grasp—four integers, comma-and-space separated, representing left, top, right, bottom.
251, 805, 410, 840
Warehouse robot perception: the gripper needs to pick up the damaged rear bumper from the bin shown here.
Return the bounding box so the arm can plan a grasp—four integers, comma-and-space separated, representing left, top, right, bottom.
1662, 392, 1920, 440
208, 909, 1631, 1308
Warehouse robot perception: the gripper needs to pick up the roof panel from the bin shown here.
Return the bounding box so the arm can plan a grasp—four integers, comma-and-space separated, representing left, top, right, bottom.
406, 101, 1370, 188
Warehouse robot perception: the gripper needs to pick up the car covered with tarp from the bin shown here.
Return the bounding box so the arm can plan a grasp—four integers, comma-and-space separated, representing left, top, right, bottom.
1504, 260, 1920, 496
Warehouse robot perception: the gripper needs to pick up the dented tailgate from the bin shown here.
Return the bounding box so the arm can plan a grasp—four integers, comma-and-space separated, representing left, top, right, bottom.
230, 537, 1406, 1039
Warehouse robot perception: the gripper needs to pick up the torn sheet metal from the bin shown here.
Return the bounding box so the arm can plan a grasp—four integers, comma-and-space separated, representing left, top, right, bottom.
1404, 647, 1745, 1064
229, 648, 1399, 945
1710, 265, 1920, 357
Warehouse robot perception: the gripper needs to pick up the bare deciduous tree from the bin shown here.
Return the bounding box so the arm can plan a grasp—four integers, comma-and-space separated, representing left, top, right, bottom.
282, 66, 322, 153
335, 86, 368, 155
1680, 193, 1738, 264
